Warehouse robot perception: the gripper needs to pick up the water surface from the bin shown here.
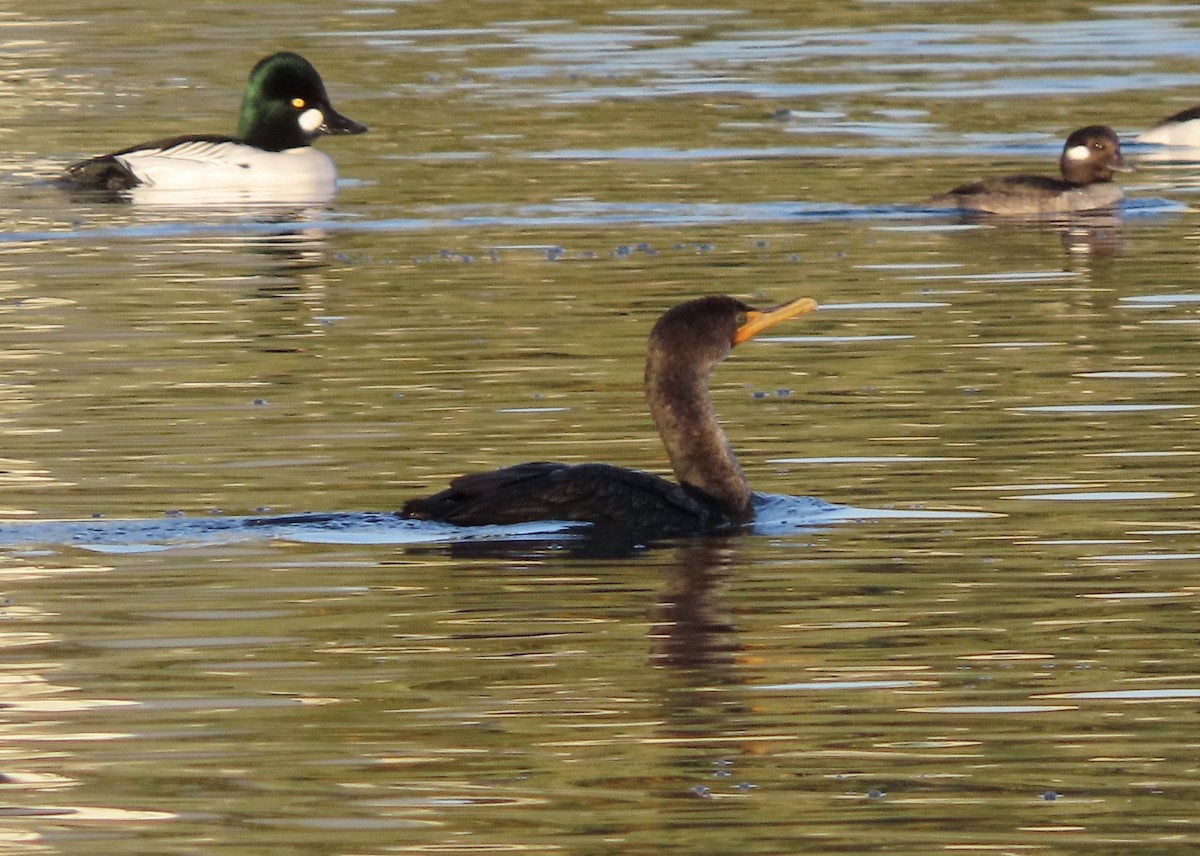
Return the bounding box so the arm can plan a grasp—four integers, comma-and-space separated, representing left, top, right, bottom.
3, 1, 1200, 854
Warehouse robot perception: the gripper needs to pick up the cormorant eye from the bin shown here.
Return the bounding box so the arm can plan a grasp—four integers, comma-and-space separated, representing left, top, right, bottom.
291, 97, 306, 109
734, 312, 748, 327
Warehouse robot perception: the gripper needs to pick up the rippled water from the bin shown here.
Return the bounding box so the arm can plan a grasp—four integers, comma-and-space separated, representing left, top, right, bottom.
4, 2, 1200, 854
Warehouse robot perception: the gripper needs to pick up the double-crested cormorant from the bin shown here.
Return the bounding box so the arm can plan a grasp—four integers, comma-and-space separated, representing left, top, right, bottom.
401, 294, 817, 537
929, 125, 1132, 216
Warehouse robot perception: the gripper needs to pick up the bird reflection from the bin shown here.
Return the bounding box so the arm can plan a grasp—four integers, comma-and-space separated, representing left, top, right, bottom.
938, 210, 1125, 268
1055, 212, 1123, 260
401, 531, 744, 666
648, 538, 741, 672
646, 538, 765, 803
242, 228, 334, 290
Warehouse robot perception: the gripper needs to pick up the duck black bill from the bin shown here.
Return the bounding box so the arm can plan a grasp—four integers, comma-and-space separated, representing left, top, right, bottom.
320, 107, 368, 136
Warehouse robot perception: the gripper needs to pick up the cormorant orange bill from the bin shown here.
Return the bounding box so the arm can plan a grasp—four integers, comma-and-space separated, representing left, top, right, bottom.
733, 296, 818, 345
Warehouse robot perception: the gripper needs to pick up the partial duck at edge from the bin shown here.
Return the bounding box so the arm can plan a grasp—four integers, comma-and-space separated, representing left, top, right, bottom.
1137, 105, 1200, 147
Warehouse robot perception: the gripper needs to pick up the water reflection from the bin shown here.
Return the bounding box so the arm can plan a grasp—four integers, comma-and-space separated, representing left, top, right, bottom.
60, 184, 340, 211
7, 0, 1200, 851
648, 539, 740, 672
0, 500, 986, 553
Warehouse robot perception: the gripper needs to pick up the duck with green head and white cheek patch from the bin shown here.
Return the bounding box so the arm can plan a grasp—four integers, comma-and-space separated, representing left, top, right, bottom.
929, 125, 1133, 216
61, 52, 367, 196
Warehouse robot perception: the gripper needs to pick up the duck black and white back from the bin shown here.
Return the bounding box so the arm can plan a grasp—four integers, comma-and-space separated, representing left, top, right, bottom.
61, 52, 367, 196
1137, 105, 1200, 147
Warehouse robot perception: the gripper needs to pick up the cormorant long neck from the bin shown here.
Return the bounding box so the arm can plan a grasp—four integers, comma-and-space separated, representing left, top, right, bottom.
645, 339, 752, 520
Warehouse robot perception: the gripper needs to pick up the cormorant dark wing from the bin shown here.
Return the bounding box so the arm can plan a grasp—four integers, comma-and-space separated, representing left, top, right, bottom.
401, 461, 737, 537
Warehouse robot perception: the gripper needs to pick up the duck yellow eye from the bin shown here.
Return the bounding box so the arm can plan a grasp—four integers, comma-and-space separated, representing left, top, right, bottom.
291, 97, 306, 109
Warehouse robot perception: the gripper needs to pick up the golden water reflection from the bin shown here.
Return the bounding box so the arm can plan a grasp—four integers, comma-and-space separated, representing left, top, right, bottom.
4, 0, 1200, 852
